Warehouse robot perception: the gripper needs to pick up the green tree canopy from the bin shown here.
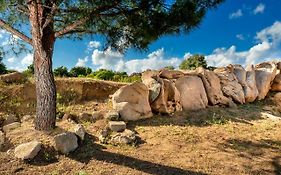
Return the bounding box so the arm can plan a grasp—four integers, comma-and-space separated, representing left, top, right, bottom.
179, 54, 207, 70
0, 58, 7, 74
54, 66, 69, 77
69, 66, 92, 77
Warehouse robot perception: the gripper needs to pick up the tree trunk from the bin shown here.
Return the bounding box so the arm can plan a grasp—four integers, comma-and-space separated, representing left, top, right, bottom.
28, 1, 57, 131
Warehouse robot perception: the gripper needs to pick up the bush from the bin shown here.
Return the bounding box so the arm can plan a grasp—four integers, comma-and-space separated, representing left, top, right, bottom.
94, 69, 115, 80
179, 54, 207, 70
0, 58, 7, 74
22, 64, 34, 77
69, 66, 92, 77
54, 66, 69, 77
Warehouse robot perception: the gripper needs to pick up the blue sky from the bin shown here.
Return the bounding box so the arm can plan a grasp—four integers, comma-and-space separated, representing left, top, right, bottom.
1, 0, 281, 74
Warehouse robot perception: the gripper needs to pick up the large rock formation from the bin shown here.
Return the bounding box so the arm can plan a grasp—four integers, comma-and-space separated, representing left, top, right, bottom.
214, 66, 245, 104
271, 73, 281, 92
112, 82, 153, 121
141, 71, 162, 103
244, 65, 259, 102
175, 76, 208, 111
197, 68, 231, 106
255, 62, 277, 100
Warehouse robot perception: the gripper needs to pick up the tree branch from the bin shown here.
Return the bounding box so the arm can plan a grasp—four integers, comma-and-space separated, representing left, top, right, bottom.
0, 19, 33, 45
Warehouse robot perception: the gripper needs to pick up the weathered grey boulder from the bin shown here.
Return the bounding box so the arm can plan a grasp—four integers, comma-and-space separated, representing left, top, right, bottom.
175, 76, 208, 110
110, 129, 137, 145
214, 66, 245, 104
14, 140, 41, 160
197, 67, 231, 106
0, 131, 4, 149
0, 72, 26, 83
159, 69, 184, 79
271, 73, 281, 92
141, 70, 161, 103
150, 78, 169, 113
112, 82, 153, 121
74, 124, 86, 140
54, 132, 78, 154
244, 65, 259, 102
104, 111, 120, 121
108, 121, 126, 132
3, 122, 21, 132
255, 62, 277, 100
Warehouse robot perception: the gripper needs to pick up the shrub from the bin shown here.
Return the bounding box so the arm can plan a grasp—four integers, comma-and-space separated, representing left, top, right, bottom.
69, 66, 92, 77
0, 58, 7, 74
179, 54, 207, 70
91, 69, 115, 80
54, 66, 69, 77
22, 64, 34, 77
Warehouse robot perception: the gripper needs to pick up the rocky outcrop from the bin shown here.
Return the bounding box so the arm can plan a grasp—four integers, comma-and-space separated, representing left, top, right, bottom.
271, 73, 281, 92
141, 71, 162, 103
175, 76, 208, 111
14, 141, 41, 160
214, 66, 245, 104
159, 69, 184, 79
0, 72, 26, 83
197, 68, 231, 106
112, 82, 153, 121
255, 62, 277, 100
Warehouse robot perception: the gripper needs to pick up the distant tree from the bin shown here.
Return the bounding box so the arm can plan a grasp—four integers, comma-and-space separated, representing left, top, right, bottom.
54, 66, 69, 77
69, 67, 92, 77
22, 63, 34, 77
179, 54, 207, 70
0, 58, 7, 74
0, 0, 224, 130
94, 69, 115, 80
164, 66, 175, 70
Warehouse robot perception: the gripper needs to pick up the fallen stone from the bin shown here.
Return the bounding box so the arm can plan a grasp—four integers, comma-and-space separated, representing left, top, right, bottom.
110, 129, 137, 145
54, 132, 78, 154
108, 121, 126, 132
260, 112, 281, 121
175, 76, 208, 110
3, 122, 21, 132
74, 124, 86, 140
104, 111, 120, 121
112, 82, 153, 121
14, 140, 41, 160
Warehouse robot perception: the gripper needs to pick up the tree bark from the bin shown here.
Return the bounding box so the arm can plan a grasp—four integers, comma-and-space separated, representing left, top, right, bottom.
28, 1, 57, 131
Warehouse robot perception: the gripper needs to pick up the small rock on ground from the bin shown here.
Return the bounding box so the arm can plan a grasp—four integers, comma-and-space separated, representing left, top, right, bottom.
3, 122, 21, 132
108, 121, 126, 132
110, 129, 137, 145
14, 140, 42, 160
74, 124, 86, 140
104, 111, 120, 121
54, 132, 78, 154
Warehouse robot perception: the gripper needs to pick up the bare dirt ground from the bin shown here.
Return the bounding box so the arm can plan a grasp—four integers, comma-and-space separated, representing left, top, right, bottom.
0, 90, 281, 175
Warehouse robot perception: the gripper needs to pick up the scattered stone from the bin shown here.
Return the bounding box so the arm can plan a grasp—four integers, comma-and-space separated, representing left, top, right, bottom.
255, 62, 277, 100
0, 131, 4, 149
260, 112, 281, 121
3, 122, 21, 132
108, 121, 126, 132
74, 124, 86, 140
104, 111, 120, 121
110, 129, 137, 145
14, 141, 41, 160
21, 115, 33, 122
112, 82, 153, 121
0, 72, 26, 83
175, 76, 208, 111
62, 113, 78, 123
3, 114, 18, 126
54, 132, 78, 154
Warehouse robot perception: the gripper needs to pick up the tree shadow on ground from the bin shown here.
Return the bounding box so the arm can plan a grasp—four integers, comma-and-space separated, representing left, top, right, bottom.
217, 138, 281, 175
67, 133, 206, 175
127, 97, 280, 128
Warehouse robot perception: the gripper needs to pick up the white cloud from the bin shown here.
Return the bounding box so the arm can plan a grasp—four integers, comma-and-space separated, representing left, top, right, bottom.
206, 21, 281, 67
254, 3, 265, 14
91, 48, 183, 74
21, 54, 33, 65
88, 41, 101, 49
75, 57, 88, 67
229, 9, 243, 19
236, 34, 245, 40
7, 57, 16, 63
